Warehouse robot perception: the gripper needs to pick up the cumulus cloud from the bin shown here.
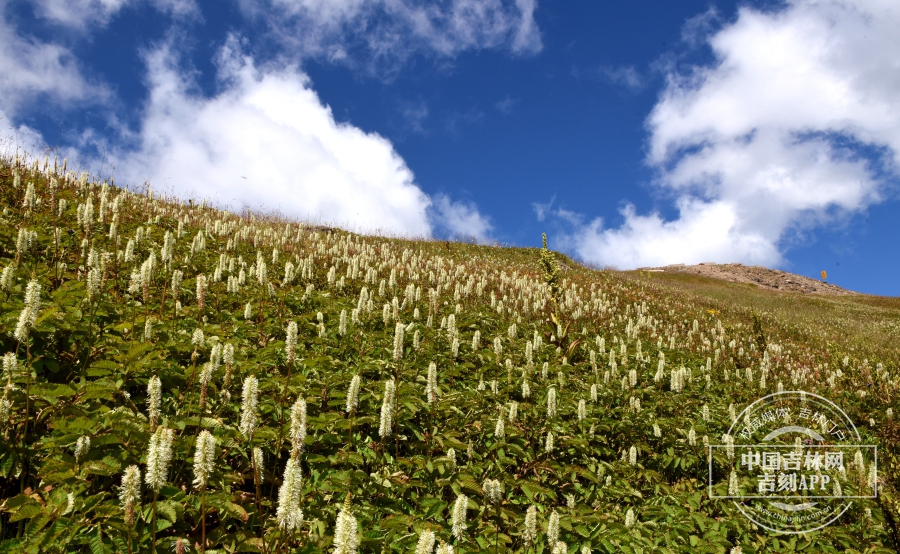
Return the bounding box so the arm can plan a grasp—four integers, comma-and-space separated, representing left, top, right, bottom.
243, 0, 542, 70
1, 0, 500, 242
95, 37, 437, 236
567, 0, 900, 269
0, 0, 495, 242
560, 200, 778, 269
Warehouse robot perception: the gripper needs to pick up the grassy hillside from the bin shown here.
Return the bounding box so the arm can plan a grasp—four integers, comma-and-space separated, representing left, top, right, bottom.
0, 152, 898, 554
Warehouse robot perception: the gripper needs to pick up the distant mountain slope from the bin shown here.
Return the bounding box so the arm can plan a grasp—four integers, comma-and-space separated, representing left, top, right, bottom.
636, 262, 856, 296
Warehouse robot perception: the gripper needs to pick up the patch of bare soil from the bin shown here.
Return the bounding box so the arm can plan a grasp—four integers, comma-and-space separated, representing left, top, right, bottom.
637, 263, 858, 296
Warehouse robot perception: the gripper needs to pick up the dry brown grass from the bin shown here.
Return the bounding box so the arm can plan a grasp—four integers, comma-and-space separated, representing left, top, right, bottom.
620, 269, 900, 365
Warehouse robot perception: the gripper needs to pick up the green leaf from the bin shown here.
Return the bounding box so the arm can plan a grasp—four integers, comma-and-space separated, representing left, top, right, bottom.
520, 481, 550, 501
80, 382, 118, 401
51, 416, 96, 432
31, 383, 75, 398
89, 528, 109, 554
9, 502, 43, 522
157, 501, 178, 523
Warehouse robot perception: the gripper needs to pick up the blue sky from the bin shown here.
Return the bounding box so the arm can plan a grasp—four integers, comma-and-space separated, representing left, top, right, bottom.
2, 0, 899, 296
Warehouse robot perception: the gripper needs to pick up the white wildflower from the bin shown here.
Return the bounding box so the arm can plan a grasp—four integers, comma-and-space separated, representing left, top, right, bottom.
523, 505, 538, 545
286, 321, 298, 365
426, 362, 438, 403
547, 510, 560, 545
346, 375, 361, 414
147, 375, 162, 427
120, 465, 141, 525
547, 387, 557, 419
414, 529, 436, 554
239, 376, 259, 439
332, 496, 359, 554
276, 457, 304, 531
624, 508, 636, 528
253, 447, 264, 484
74, 435, 90, 462
379, 379, 395, 438
290, 397, 307, 455
192, 430, 216, 489
451, 494, 468, 540
145, 427, 174, 492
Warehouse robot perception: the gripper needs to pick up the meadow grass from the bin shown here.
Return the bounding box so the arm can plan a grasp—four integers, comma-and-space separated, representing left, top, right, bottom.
0, 152, 898, 553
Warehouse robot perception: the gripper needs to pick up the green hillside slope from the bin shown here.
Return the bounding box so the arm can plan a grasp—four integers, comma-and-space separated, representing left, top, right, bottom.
0, 153, 898, 553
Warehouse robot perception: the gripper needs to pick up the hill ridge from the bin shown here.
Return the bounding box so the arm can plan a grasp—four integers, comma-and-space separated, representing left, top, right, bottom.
637, 262, 857, 296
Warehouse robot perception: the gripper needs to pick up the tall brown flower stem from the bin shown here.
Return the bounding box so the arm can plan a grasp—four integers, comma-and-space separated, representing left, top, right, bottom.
252, 452, 268, 554
277, 360, 293, 449
347, 408, 354, 449
200, 490, 206, 554
151, 491, 158, 554
393, 361, 402, 462
157, 283, 168, 320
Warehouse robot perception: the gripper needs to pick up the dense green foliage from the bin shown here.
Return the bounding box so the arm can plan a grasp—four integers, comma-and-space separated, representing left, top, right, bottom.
0, 153, 898, 553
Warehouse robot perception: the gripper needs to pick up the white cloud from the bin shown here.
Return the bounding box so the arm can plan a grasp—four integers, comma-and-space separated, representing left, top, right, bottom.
32, 0, 198, 29
0, 109, 48, 156
1, 1, 495, 241
32, 0, 129, 27
97, 37, 483, 238
560, 200, 779, 269
150, 0, 198, 18
430, 193, 494, 243
399, 100, 429, 134
532, 195, 556, 221
598, 65, 645, 92
680, 7, 719, 47
511, 0, 539, 53
443, 107, 483, 135
245, 0, 542, 69
0, 6, 109, 117
495, 95, 518, 114
0, 0, 196, 125
568, 0, 900, 269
